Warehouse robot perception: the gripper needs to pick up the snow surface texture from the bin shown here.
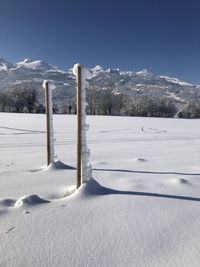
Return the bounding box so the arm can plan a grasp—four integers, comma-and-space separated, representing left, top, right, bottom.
42, 80, 56, 164
73, 64, 92, 183
1, 114, 200, 266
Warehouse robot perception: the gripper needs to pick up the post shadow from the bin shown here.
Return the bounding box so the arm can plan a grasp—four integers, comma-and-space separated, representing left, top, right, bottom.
93, 167, 200, 176
84, 178, 200, 202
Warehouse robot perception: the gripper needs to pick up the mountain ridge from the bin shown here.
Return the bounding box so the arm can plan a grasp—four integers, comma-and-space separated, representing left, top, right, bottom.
0, 58, 200, 111
0, 57, 195, 85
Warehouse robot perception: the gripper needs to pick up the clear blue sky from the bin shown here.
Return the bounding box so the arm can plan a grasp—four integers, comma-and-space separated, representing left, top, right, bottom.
0, 0, 200, 84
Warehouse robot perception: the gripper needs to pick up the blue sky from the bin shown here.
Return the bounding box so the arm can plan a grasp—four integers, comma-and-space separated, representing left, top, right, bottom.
0, 0, 200, 83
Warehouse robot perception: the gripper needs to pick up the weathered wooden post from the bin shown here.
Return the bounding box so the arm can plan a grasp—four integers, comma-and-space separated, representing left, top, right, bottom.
44, 81, 51, 166
73, 63, 92, 189
43, 80, 55, 166
77, 65, 82, 188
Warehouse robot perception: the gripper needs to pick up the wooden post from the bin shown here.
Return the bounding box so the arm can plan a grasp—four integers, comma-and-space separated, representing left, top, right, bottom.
44, 81, 51, 166
77, 65, 82, 188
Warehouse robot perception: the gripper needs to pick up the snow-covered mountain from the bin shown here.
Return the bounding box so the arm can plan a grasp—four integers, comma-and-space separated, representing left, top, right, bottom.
88, 65, 200, 108
0, 58, 69, 86
0, 58, 199, 107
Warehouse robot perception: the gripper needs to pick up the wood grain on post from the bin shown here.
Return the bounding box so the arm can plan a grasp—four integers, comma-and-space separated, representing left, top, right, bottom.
44, 81, 51, 166
77, 65, 82, 188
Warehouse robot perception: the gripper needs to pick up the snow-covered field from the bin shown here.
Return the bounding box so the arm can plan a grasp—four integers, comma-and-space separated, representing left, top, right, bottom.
1, 113, 200, 267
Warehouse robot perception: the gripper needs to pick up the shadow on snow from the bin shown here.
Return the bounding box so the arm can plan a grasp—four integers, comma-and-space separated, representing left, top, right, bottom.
93, 167, 200, 176
84, 178, 200, 202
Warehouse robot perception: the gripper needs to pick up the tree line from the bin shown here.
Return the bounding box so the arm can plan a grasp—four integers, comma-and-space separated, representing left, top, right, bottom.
0, 88, 44, 113
0, 86, 200, 118
85, 85, 178, 117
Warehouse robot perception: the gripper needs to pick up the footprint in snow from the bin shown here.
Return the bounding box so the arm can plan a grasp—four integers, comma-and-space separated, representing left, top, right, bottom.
133, 158, 147, 162
169, 178, 190, 186
24, 211, 30, 215
175, 178, 189, 185
5, 227, 15, 234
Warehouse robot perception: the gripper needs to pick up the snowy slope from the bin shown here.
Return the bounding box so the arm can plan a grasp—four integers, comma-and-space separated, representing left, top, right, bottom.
1, 113, 200, 266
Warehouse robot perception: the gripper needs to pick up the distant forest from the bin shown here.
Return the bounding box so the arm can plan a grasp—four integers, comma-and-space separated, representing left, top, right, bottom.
0, 86, 200, 118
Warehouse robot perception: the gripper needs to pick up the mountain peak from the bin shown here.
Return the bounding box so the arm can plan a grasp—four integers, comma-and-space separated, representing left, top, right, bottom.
16, 58, 57, 71
93, 65, 103, 70
91, 65, 104, 77
22, 58, 32, 63
136, 69, 149, 75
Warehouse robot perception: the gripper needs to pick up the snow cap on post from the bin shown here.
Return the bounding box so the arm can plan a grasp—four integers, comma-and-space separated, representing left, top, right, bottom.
73, 63, 91, 79
42, 80, 56, 90
43, 80, 48, 89
73, 63, 81, 76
